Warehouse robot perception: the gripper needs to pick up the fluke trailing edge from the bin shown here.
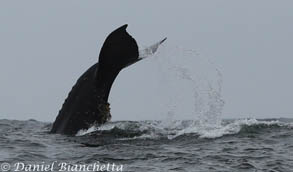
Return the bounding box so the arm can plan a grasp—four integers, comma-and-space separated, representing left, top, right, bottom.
51, 24, 166, 135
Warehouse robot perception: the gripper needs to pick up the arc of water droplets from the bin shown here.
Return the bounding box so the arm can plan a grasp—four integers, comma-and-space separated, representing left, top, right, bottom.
153, 45, 225, 127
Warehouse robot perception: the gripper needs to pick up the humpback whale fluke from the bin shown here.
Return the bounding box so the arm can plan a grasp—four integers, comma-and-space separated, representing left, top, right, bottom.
51, 25, 166, 135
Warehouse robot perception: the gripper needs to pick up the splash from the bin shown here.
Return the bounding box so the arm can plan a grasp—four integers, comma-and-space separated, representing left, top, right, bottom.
152, 45, 225, 127
77, 45, 226, 137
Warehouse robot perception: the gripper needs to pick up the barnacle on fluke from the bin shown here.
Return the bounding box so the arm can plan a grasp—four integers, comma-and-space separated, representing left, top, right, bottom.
97, 103, 111, 124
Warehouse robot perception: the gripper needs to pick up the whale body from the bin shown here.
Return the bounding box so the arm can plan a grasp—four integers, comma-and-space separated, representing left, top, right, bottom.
51, 25, 166, 135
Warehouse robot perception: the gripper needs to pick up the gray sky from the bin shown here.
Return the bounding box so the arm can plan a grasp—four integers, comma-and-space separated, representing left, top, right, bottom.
0, 1, 292, 122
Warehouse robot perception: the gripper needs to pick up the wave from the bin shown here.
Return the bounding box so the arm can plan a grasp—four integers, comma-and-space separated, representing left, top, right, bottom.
76, 118, 293, 140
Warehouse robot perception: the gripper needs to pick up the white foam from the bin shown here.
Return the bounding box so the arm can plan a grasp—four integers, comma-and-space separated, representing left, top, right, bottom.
161, 118, 287, 139
75, 125, 97, 136
75, 118, 290, 140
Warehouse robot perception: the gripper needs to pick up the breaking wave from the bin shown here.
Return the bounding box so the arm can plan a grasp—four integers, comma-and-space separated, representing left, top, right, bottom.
76, 118, 293, 140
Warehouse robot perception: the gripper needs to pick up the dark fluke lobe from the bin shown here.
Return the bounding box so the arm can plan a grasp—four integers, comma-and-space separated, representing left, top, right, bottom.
51, 25, 165, 135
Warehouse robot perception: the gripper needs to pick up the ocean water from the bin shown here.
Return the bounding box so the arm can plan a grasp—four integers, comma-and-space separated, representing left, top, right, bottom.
0, 118, 293, 172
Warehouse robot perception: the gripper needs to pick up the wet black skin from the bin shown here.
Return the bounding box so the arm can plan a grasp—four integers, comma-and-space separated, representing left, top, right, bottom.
51, 25, 139, 135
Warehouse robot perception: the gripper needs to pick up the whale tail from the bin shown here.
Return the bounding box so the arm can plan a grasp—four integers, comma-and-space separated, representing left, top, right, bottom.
98, 24, 139, 72
51, 25, 166, 135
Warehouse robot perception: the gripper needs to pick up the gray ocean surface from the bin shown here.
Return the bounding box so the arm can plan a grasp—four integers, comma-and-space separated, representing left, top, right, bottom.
0, 118, 292, 172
